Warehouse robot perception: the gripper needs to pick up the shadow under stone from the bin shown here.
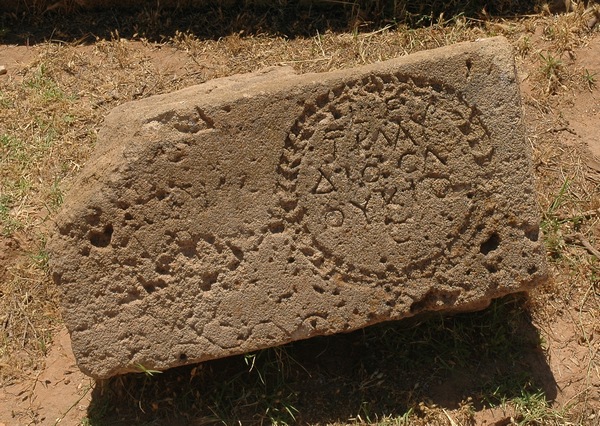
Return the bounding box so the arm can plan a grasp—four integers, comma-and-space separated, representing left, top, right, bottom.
86, 293, 557, 425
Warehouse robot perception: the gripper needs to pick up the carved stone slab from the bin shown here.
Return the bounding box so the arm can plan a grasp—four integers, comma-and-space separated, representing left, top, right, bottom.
49, 37, 547, 379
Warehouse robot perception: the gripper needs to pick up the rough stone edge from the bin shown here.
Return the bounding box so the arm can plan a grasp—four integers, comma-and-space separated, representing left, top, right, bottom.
48, 36, 549, 378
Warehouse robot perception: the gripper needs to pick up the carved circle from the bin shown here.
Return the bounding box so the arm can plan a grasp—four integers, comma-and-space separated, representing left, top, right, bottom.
363, 166, 380, 182
276, 73, 493, 283
325, 209, 344, 227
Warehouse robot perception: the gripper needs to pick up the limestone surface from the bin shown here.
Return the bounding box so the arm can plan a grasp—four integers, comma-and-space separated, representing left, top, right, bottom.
49, 37, 547, 379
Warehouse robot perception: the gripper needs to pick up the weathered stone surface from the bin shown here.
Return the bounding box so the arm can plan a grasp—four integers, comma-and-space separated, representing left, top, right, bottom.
49, 37, 547, 379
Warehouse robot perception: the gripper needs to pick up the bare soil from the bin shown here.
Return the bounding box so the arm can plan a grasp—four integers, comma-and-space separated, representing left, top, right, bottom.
0, 7, 599, 425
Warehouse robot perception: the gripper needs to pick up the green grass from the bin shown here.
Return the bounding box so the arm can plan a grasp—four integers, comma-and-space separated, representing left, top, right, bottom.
539, 52, 562, 81
541, 177, 577, 259
24, 64, 69, 104
135, 363, 164, 378
0, 194, 22, 236
0, 91, 13, 109
511, 390, 565, 425
0, 133, 28, 163
583, 68, 597, 91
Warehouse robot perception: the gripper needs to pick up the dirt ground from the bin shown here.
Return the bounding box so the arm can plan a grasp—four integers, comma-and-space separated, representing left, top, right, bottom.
0, 6, 599, 425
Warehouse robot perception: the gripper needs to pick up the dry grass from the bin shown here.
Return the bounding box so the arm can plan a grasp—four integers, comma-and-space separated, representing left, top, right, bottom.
1, 2, 599, 424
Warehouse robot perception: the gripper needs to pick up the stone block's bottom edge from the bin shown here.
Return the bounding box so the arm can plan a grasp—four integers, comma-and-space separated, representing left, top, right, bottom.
76, 286, 539, 380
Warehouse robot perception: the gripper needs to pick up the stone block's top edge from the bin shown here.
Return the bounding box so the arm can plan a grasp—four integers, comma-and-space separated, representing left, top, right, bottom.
104, 36, 513, 125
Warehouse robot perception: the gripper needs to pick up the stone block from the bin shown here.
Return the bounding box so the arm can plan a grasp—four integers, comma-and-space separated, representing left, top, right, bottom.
48, 37, 547, 379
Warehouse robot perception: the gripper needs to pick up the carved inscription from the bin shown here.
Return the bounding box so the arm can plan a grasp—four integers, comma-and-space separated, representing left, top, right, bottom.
275, 74, 493, 283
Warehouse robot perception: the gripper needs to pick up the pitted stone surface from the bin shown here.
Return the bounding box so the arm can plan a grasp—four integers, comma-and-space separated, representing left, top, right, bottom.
48, 37, 547, 379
